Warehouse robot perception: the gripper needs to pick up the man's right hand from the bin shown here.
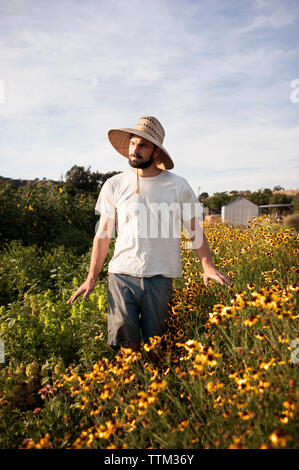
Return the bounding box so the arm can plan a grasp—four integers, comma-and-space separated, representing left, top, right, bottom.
66, 278, 97, 304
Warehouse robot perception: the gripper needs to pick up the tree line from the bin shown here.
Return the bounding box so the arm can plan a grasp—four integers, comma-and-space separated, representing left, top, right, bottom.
199, 187, 298, 213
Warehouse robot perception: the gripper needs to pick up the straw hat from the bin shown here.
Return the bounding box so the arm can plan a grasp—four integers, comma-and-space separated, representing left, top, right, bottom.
108, 116, 174, 171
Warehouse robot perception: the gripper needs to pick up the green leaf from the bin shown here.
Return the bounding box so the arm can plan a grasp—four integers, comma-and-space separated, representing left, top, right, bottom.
41, 376, 50, 386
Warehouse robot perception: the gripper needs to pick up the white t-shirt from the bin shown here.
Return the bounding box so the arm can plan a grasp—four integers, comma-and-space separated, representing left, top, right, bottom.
95, 168, 202, 278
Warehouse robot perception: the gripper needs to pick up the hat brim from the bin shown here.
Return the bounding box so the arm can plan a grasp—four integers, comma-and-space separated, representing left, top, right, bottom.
108, 128, 174, 170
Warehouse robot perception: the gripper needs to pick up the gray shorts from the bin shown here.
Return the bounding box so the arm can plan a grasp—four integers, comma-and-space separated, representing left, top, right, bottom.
106, 273, 173, 347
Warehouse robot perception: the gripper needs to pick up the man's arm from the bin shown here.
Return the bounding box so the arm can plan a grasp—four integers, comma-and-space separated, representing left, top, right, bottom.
183, 217, 232, 287
66, 215, 115, 304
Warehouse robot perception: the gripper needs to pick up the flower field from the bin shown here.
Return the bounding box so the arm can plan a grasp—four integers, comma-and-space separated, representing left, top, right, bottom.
0, 215, 298, 449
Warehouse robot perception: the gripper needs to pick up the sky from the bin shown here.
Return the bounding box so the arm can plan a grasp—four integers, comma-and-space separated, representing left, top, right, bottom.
0, 0, 298, 196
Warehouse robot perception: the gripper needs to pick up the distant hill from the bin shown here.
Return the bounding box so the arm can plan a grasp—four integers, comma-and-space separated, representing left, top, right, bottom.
273, 189, 299, 197
0, 175, 61, 188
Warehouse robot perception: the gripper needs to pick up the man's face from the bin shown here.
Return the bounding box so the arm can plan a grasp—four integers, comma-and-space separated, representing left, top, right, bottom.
128, 135, 159, 169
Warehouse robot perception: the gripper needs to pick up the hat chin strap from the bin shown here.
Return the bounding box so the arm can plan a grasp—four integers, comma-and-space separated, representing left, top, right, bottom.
136, 168, 140, 194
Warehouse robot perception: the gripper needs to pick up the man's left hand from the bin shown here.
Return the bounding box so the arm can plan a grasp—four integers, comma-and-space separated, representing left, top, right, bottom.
203, 265, 233, 287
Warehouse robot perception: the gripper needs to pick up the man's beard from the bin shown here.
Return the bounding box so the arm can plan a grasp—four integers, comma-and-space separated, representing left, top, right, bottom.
128, 150, 155, 169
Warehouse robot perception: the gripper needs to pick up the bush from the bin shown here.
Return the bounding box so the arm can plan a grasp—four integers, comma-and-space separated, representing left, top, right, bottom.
0, 240, 87, 306
283, 214, 299, 231
0, 182, 98, 254
293, 195, 299, 213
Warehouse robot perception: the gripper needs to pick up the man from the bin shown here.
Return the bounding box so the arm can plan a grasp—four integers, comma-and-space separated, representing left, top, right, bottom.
67, 116, 232, 355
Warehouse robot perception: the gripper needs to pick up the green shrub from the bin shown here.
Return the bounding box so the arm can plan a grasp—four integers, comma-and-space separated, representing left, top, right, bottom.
0, 182, 98, 254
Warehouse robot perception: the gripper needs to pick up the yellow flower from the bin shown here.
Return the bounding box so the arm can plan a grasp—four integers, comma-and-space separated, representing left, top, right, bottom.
238, 409, 255, 420
259, 359, 276, 370
95, 332, 104, 341
172, 420, 189, 433
206, 381, 223, 393
256, 334, 265, 341
229, 437, 247, 449
279, 413, 289, 424
244, 316, 259, 326
269, 430, 287, 448
148, 380, 167, 393
177, 420, 189, 432
247, 283, 256, 290
283, 400, 295, 410
94, 420, 120, 440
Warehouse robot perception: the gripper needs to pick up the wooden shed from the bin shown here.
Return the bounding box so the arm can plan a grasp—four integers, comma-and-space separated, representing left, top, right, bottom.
221, 197, 258, 226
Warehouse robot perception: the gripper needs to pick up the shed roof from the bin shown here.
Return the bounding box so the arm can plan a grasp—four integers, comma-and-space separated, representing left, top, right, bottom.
223, 197, 258, 208
259, 204, 294, 208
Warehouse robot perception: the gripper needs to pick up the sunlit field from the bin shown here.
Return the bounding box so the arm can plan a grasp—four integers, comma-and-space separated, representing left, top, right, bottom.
0, 215, 298, 449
